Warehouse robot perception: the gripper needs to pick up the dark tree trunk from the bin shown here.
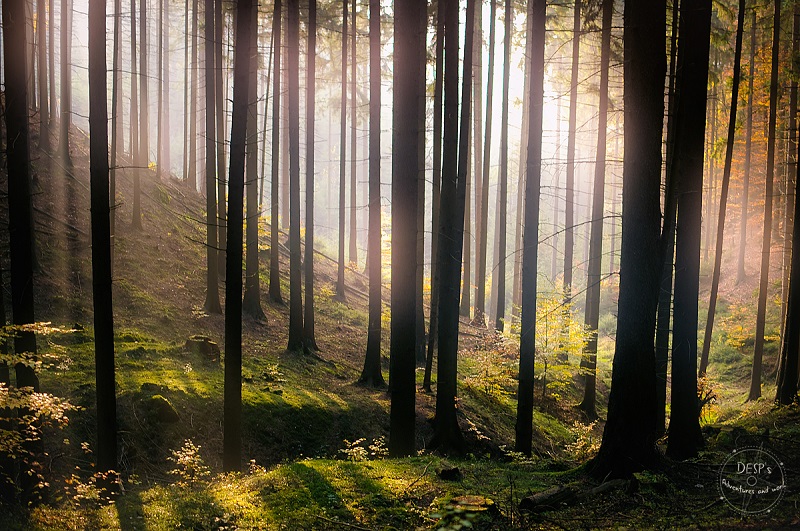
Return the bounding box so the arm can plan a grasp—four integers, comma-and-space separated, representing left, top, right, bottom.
360, 0, 384, 387
287, 0, 303, 352
157, 0, 164, 179
215, 0, 227, 279
37, 0, 49, 151
187, 0, 199, 190
303, 4, 318, 349
88, 0, 117, 472
514, 0, 545, 457
474, 0, 496, 327
130, 0, 139, 161
337, 0, 348, 299
203, 0, 222, 314
389, 0, 424, 458
110, 0, 122, 267
472, 0, 483, 320
269, 0, 284, 304
349, 0, 358, 265
588, 0, 665, 480
666, 0, 712, 461
494, 0, 511, 332
415, 2, 427, 366
782, 4, 799, 339
48, 0, 55, 128
430, 0, 474, 455
563, 0, 582, 299
59, 0, 72, 166
424, 3, 445, 392
749, 0, 781, 402
699, 0, 746, 377
577, 0, 612, 421
738, 8, 756, 284
222, 0, 253, 474
242, 0, 264, 320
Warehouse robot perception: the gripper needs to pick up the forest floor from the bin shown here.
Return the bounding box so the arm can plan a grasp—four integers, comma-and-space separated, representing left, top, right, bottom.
2, 125, 799, 529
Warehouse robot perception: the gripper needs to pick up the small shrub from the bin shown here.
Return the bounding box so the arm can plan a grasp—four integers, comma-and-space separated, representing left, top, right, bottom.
566, 421, 600, 461
168, 439, 210, 488
339, 437, 388, 462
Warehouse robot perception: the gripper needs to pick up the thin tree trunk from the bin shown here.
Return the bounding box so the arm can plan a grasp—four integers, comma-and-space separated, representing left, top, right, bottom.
110, 0, 122, 268
259, 33, 274, 207
163, 0, 171, 175
699, 0, 746, 377
349, 0, 358, 264
472, 0, 483, 322
269, 0, 284, 303
216, 0, 227, 278
563, 0, 582, 300
749, 0, 781, 402
59, 0, 72, 166
551, 100, 561, 283
36, 0, 49, 151
140, 0, 149, 167
415, 3, 427, 365
48, 0, 55, 128
360, 0, 384, 386
183, 0, 190, 181
577, 0, 612, 421
131, 0, 139, 161
157, 0, 164, 179
302, 1, 318, 349
188, 0, 199, 190
337, 0, 348, 299
738, 8, 756, 283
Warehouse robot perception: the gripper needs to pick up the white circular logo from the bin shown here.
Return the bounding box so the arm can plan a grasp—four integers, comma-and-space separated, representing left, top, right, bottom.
718, 446, 786, 515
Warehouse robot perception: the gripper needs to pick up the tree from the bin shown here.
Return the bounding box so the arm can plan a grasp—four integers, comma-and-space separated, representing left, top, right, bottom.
577, 0, 612, 421
187, 0, 199, 190
738, 8, 757, 284
415, 4, 427, 366
666, 0, 712, 461
563, 0, 582, 301
349, 0, 358, 265
36, 0, 49, 151
494, 0, 512, 332
59, 0, 72, 166
360, 0, 384, 387
215, 0, 227, 280
287, 0, 303, 352
130, 0, 139, 163
303, 0, 319, 350
110, 0, 122, 265
203, 0, 222, 314
389, 0, 424, 458
48, 0, 55, 130
157, 0, 164, 179
474, 0, 496, 327
588, 0, 665, 479
242, 0, 265, 320
269, 0, 284, 304
782, 3, 799, 332
471, 0, 483, 319
223, 0, 254, 474
337, 0, 349, 299
515, 0, 545, 457
88, 0, 117, 472
699, 0, 746, 377
749, 0, 781, 402
430, 0, 474, 454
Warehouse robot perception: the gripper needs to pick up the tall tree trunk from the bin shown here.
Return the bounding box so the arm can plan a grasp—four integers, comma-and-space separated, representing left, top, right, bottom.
515, 0, 545, 457
269, 0, 284, 303
259, 32, 274, 206
551, 100, 561, 283
588, 0, 665, 480
140, 0, 149, 168
157, 0, 164, 179
337, 0, 348, 299
782, 4, 799, 336
286, 0, 303, 352
183, 0, 190, 181
110, 0, 122, 267
577, 0, 612, 421
36, 0, 49, 151
88, 0, 117, 472
749, 0, 781, 402
699, 0, 747, 377
738, 8, 756, 283
431, 0, 474, 455
163, 0, 171, 175
223, 0, 253, 474
216, 0, 227, 278
59, 0, 72, 166
302, 0, 318, 349
242, 0, 264, 320
389, 0, 424, 458
188, 0, 199, 190
424, 3, 445, 392
474, 0, 496, 327
131, 0, 139, 161
203, 0, 222, 313
666, 0, 712, 461
349, 0, 358, 264
472, 0, 483, 321
563, 0, 582, 300
360, 0, 384, 386
48, 0, 55, 128
494, 0, 512, 331
415, 3, 427, 365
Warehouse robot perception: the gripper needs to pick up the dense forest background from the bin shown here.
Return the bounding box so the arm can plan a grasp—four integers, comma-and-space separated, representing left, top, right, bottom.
0, 0, 799, 528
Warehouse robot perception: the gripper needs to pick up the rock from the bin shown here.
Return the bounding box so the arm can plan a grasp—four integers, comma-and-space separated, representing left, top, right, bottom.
142, 394, 179, 423
140, 382, 169, 395
437, 467, 463, 481
185, 335, 221, 363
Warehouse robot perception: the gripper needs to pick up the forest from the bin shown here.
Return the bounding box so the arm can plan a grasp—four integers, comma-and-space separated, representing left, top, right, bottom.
0, 0, 799, 528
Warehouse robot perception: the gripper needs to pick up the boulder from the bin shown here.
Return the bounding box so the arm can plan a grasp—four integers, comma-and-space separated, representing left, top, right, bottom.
142, 394, 180, 423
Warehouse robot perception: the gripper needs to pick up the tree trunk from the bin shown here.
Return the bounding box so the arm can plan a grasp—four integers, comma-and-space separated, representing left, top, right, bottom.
163, 0, 171, 175
360, 0, 384, 386
699, 0, 746, 378
782, 4, 799, 337
588, 0, 665, 480
415, 3, 427, 365
666, 0, 712, 461
216, 0, 227, 278
424, 3, 445, 392
183, 0, 190, 181
749, 0, 781, 402
472, 0, 483, 321
157, 0, 164, 179
738, 8, 756, 284
349, 0, 358, 265
131, 0, 139, 161
577, 0, 612, 421
563, 0, 582, 300
259, 32, 274, 206
223, 0, 253, 474
48, 0, 55, 128
110, 0, 122, 267
188, 0, 199, 190
474, 0, 496, 327
140, 0, 149, 167
88, 0, 117, 472
551, 100, 561, 283
515, 0, 545, 457
337, 0, 348, 299
203, 0, 222, 314
430, 0, 474, 455
287, 0, 303, 352
269, 0, 284, 304
389, 0, 424, 458
36, 0, 49, 151
242, 0, 264, 320
494, 0, 512, 332
59, 0, 72, 166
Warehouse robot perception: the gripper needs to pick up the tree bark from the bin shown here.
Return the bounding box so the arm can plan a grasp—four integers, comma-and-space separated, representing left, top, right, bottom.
563, 0, 582, 300
287, 0, 303, 352
337, 0, 348, 299
188, 0, 199, 190
37, 0, 49, 151
216, 0, 227, 278
269, 0, 284, 304
59, 0, 72, 166
738, 8, 756, 284
349, 0, 358, 265
302, 0, 318, 350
